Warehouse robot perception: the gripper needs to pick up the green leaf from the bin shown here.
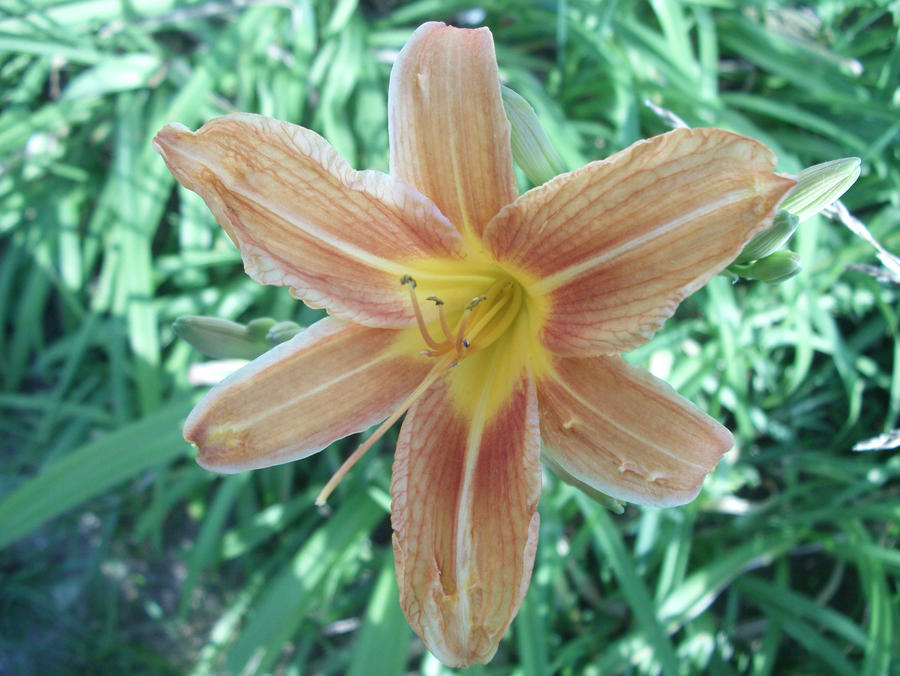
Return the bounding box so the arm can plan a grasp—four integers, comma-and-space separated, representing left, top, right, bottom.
0, 397, 192, 548
222, 490, 385, 675
577, 495, 681, 676
346, 554, 411, 676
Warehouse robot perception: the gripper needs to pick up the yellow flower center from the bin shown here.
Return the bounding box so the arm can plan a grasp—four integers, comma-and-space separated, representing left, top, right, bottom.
402, 274, 524, 364
314, 271, 529, 507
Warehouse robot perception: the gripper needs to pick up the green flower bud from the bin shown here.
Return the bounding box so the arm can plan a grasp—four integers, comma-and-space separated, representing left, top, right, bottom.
246, 317, 277, 342
780, 157, 861, 222
731, 250, 802, 284
735, 210, 799, 264
173, 315, 270, 360
266, 320, 303, 345
500, 85, 567, 186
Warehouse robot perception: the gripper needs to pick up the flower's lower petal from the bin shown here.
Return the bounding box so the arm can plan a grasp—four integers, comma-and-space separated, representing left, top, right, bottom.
154, 114, 467, 328
184, 318, 431, 472
485, 128, 796, 355
391, 344, 541, 667
537, 354, 733, 507
389, 22, 518, 244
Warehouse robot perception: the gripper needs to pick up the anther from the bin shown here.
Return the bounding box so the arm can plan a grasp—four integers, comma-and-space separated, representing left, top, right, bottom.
460, 281, 521, 352
466, 295, 487, 311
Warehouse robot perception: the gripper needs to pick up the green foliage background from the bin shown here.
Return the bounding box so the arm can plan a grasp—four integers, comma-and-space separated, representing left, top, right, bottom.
1, 1, 898, 674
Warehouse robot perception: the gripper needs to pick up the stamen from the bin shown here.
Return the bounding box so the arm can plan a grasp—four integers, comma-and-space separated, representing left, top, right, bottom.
315, 352, 455, 506
467, 286, 509, 335
465, 282, 522, 350
427, 296, 455, 343
401, 275, 523, 361
454, 296, 482, 357
402, 276, 442, 351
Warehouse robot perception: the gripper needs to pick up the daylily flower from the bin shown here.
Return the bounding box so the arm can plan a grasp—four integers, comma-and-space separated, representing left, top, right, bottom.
153, 22, 794, 667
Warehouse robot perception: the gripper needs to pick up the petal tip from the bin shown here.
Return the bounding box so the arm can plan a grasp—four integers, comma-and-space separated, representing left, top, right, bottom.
186, 422, 245, 474
184, 405, 254, 474
153, 122, 192, 149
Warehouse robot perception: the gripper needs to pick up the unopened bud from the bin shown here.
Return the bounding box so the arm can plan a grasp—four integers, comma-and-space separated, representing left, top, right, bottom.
246, 317, 278, 342
780, 157, 861, 222
501, 86, 567, 186
266, 321, 303, 345
735, 210, 799, 264
173, 315, 270, 360
732, 250, 802, 284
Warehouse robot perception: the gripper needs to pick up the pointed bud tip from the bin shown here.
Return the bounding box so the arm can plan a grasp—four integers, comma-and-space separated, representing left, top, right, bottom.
781, 157, 861, 222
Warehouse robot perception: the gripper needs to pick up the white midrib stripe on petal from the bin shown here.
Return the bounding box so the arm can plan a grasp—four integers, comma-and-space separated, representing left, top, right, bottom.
454, 355, 497, 649
231, 182, 417, 277
546, 365, 709, 472
529, 188, 756, 295
179, 137, 424, 278
239, 347, 405, 431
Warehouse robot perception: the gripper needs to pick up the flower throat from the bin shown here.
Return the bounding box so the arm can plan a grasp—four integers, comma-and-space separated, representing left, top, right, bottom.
402, 274, 523, 364
314, 273, 524, 507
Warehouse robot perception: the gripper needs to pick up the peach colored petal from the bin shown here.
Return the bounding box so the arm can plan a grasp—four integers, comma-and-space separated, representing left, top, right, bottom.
184, 318, 431, 472
391, 352, 541, 667
389, 23, 517, 245
485, 128, 797, 355
153, 113, 467, 328
536, 354, 733, 507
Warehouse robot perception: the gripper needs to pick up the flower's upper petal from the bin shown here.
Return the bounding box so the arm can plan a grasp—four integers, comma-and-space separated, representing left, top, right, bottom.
391, 329, 541, 667
537, 354, 733, 507
485, 128, 797, 355
154, 114, 467, 328
389, 22, 517, 245
184, 317, 431, 472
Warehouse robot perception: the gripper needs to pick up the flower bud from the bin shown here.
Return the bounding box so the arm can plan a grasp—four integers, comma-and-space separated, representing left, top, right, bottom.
500, 85, 567, 186
173, 315, 270, 360
732, 250, 802, 284
780, 157, 861, 222
734, 210, 799, 264
266, 320, 303, 345
246, 317, 277, 342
